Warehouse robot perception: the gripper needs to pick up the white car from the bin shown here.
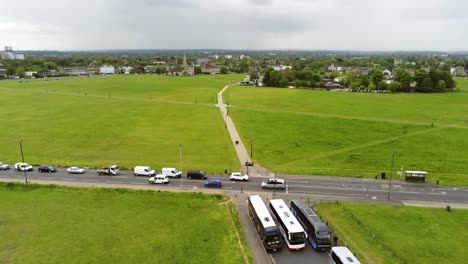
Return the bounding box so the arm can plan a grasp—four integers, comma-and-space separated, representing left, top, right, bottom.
230, 172, 249, 181
149, 174, 169, 184
0, 162, 10, 170
67, 167, 85, 174
14, 162, 33, 172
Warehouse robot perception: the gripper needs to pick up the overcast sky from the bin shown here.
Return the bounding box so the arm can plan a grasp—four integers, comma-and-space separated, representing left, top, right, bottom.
1, 0, 467, 51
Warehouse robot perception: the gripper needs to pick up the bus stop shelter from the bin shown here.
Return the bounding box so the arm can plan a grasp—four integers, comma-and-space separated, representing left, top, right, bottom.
404, 171, 427, 182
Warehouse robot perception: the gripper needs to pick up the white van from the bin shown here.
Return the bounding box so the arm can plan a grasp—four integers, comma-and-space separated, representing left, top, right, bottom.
161, 167, 182, 178
149, 174, 169, 184
134, 166, 156, 176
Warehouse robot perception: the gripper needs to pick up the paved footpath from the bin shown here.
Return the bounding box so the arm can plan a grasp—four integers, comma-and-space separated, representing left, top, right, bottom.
218, 85, 271, 177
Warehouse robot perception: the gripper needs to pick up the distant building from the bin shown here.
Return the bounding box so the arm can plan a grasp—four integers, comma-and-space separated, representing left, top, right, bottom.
225, 55, 232, 59
100, 65, 115, 74
25, 71, 38, 78
272, 65, 292, 71
212, 55, 219, 59
122, 66, 133, 74
59, 67, 87, 76
14, 53, 25, 60
240, 55, 245, 60
201, 64, 221, 74
144, 65, 157, 73
450, 66, 466, 77
196, 58, 209, 65
0, 46, 25, 60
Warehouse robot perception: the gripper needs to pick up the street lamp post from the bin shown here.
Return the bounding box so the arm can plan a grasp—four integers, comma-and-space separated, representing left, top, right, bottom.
19, 139, 28, 184
250, 140, 253, 158
387, 152, 395, 200
179, 144, 183, 185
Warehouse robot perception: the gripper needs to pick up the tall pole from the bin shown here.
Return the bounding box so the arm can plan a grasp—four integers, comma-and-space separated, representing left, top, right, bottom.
179, 144, 183, 185
387, 152, 395, 201
250, 140, 253, 158
19, 139, 28, 184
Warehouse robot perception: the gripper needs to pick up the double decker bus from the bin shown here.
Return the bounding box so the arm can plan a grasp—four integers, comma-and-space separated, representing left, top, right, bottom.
248, 195, 283, 252
269, 199, 306, 250
330, 247, 361, 264
290, 199, 332, 251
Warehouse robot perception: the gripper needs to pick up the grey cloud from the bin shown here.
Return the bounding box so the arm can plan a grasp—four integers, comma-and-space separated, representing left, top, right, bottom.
0, 0, 467, 51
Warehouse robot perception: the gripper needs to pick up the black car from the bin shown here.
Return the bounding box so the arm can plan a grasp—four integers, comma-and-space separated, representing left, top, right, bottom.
187, 169, 207, 180
38, 165, 57, 173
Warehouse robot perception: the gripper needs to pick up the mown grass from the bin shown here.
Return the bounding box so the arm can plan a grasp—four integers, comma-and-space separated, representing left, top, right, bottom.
315, 203, 468, 264
0, 75, 241, 173
0, 182, 252, 264
0, 74, 242, 104
224, 78, 468, 185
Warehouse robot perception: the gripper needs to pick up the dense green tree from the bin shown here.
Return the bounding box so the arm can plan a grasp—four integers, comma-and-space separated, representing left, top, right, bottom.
220, 66, 229, 74
388, 81, 400, 92
437, 80, 446, 91
368, 83, 377, 90
16, 66, 25, 77
377, 80, 388, 90
395, 69, 412, 92
194, 66, 202, 75
370, 70, 384, 85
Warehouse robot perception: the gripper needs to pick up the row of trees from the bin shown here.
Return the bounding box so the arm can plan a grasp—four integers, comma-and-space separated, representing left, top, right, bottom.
260, 66, 456, 92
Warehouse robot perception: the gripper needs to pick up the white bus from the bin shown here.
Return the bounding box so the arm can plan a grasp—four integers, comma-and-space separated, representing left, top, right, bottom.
248, 195, 283, 252
330, 247, 361, 264
269, 199, 306, 250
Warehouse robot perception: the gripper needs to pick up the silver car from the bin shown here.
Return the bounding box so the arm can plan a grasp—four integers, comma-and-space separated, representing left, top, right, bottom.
261, 179, 286, 190
0, 162, 9, 170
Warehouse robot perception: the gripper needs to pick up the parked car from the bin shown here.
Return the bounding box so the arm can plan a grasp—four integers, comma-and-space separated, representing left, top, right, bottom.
187, 169, 207, 180
14, 162, 33, 172
67, 167, 85, 174
204, 179, 222, 188
149, 174, 169, 184
161, 167, 182, 178
229, 172, 249, 181
38, 165, 57, 173
261, 179, 285, 190
0, 162, 10, 170
134, 166, 156, 176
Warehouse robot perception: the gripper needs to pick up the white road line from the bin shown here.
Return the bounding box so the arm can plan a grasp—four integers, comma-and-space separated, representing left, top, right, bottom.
287, 180, 309, 184
114, 176, 129, 179
83, 180, 98, 182
105, 181, 123, 184
131, 183, 148, 185
40, 177, 53, 180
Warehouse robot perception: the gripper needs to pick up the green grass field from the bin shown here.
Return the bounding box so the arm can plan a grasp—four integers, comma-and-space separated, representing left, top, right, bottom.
224, 78, 468, 185
0, 75, 242, 173
315, 203, 468, 264
0, 182, 252, 264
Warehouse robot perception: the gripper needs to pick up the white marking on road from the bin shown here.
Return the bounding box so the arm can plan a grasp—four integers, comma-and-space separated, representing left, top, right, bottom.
105, 181, 123, 184
114, 176, 129, 179
131, 183, 148, 185
40, 177, 53, 180
286, 180, 309, 184
179, 185, 196, 188
83, 180, 98, 182
223, 186, 233, 189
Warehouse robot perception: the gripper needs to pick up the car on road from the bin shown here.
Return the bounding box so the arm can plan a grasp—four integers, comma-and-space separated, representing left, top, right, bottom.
14, 162, 33, 172
187, 169, 207, 180
149, 174, 169, 184
162, 167, 182, 178
38, 165, 57, 173
261, 179, 285, 190
134, 166, 156, 176
0, 162, 10, 170
229, 172, 249, 181
67, 167, 85, 174
204, 179, 222, 188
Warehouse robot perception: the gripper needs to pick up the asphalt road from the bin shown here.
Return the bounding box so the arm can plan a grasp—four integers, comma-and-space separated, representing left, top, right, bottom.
1, 167, 467, 204
2, 167, 467, 264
